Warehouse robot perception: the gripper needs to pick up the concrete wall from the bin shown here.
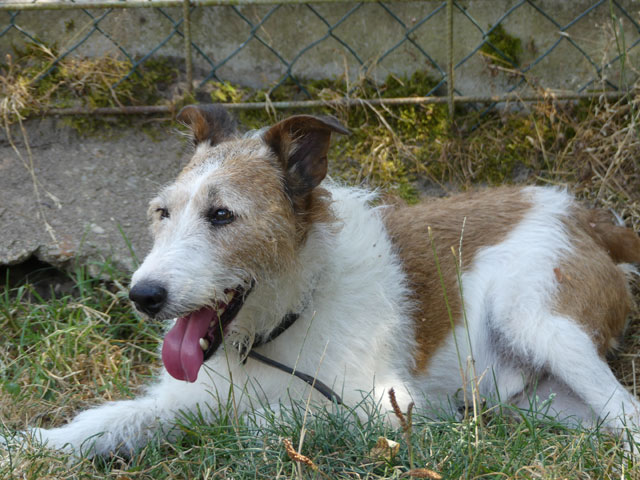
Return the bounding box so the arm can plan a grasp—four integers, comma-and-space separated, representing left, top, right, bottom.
1, 0, 639, 96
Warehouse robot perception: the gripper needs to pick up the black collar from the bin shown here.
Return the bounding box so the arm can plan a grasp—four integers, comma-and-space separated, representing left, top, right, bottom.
245, 312, 343, 405
251, 312, 300, 349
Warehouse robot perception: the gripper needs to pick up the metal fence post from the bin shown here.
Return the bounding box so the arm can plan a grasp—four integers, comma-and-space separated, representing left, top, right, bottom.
447, 0, 454, 125
183, 0, 194, 93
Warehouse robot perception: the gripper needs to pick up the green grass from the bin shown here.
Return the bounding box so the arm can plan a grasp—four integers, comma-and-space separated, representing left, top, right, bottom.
0, 262, 160, 428
0, 261, 638, 479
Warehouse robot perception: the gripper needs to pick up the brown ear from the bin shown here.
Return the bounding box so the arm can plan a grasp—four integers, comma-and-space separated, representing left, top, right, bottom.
176, 104, 237, 146
264, 115, 349, 198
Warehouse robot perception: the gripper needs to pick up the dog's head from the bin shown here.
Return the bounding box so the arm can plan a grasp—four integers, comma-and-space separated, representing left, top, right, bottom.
129, 104, 348, 381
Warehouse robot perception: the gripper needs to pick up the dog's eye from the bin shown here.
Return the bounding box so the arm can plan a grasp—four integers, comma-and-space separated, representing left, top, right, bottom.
208, 208, 235, 226
156, 208, 170, 219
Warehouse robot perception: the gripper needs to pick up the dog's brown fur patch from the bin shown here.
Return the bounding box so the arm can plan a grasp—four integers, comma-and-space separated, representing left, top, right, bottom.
553, 207, 640, 355
206, 143, 299, 277
384, 187, 532, 373
263, 115, 345, 244
579, 208, 640, 264
217, 150, 334, 274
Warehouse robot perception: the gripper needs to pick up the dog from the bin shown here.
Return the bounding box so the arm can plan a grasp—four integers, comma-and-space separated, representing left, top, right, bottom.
21, 104, 640, 457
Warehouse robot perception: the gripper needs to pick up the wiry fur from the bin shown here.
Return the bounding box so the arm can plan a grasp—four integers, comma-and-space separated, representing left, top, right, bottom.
21, 107, 640, 457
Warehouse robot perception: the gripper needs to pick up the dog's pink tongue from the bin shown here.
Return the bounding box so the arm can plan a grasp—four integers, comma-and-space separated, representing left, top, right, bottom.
162, 307, 216, 382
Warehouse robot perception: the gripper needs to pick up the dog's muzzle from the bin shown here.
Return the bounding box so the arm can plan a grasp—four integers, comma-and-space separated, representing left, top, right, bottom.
160, 283, 253, 383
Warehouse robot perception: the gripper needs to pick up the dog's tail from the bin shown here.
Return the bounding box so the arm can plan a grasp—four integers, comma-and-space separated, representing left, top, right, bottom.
586, 209, 640, 264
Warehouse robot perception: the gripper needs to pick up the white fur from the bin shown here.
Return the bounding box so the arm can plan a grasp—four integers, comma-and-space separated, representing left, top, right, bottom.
21, 183, 640, 457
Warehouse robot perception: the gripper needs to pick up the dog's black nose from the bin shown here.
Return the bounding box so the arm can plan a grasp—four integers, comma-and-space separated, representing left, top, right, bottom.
129, 282, 168, 317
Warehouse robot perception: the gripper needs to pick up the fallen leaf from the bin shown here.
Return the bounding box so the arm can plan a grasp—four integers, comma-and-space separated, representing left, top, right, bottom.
369, 436, 400, 461
403, 467, 443, 479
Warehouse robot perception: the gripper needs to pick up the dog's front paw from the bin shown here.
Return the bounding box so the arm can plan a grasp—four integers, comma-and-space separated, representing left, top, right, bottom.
0, 428, 59, 457
27, 427, 73, 453
24, 426, 105, 458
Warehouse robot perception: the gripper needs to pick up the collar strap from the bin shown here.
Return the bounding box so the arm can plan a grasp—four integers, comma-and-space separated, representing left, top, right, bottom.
251, 312, 300, 348
245, 312, 343, 405
247, 350, 343, 405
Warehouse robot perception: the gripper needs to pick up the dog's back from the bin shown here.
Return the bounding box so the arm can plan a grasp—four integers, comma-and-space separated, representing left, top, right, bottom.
385, 187, 640, 371
383, 185, 640, 437
383, 187, 534, 373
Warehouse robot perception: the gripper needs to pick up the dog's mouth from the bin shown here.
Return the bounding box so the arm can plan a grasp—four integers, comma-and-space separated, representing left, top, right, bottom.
161, 284, 252, 382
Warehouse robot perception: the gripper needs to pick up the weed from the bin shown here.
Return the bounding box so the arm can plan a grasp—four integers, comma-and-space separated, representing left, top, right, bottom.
479, 24, 523, 68
1, 44, 179, 135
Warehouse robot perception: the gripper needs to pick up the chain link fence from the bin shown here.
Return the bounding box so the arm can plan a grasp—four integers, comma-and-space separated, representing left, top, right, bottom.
1, 0, 639, 117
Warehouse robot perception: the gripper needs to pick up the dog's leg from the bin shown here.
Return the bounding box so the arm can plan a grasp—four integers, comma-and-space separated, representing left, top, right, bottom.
30, 396, 166, 457
28, 372, 225, 457
511, 375, 597, 428
497, 311, 640, 443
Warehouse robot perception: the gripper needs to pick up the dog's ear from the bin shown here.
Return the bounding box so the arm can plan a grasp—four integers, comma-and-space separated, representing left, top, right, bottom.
264, 115, 349, 197
176, 104, 237, 146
